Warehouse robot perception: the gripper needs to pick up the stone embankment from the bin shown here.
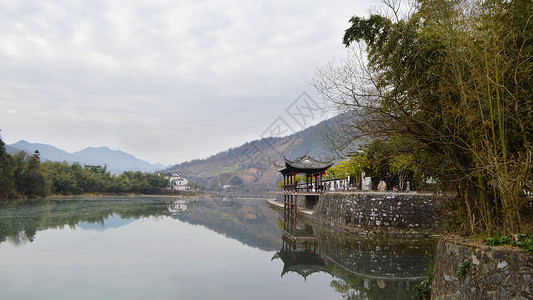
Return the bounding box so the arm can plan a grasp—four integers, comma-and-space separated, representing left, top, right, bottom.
267, 193, 533, 298
431, 238, 533, 299
312, 192, 437, 236
270, 191, 437, 236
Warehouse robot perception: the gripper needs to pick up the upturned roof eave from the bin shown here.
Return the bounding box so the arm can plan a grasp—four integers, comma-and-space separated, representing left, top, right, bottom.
282, 154, 334, 171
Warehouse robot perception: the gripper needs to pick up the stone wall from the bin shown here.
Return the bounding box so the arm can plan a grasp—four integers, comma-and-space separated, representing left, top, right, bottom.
431, 238, 533, 299
313, 224, 435, 279
275, 193, 320, 209
312, 192, 437, 236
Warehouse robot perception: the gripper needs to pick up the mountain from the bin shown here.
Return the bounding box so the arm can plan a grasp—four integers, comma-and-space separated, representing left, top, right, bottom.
167, 113, 360, 191
9, 140, 71, 162
7, 140, 166, 174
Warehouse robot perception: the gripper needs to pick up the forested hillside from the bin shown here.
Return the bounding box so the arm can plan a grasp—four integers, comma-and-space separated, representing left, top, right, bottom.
167, 113, 358, 192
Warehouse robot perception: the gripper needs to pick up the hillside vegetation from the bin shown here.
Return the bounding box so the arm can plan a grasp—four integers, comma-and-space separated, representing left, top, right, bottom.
167, 114, 356, 192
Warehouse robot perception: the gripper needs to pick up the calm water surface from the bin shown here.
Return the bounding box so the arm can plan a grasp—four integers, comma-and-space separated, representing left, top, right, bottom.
0, 196, 435, 299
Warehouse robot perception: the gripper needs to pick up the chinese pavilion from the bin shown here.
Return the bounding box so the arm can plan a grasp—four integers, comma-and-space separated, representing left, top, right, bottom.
275, 154, 334, 217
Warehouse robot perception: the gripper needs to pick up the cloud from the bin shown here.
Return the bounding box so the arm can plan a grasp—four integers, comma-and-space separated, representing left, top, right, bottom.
0, 0, 372, 165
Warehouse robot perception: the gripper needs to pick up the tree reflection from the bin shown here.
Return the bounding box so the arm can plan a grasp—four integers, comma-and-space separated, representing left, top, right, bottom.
0, 196, 284, 251
0, 197, 170, 246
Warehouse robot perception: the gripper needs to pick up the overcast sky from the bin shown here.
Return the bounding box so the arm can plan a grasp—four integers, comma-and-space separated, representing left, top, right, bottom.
0, 0, 374, 165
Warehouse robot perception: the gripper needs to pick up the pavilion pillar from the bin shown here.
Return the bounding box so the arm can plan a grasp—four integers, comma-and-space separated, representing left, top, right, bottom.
289, 194, 292, 216
292, 173, 294, 188
290, 173, 293, 187
294, 193, 297, 216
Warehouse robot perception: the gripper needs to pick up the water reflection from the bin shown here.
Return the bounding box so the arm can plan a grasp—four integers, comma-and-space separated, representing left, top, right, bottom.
167, 199, 191, 215
173, 196, 281, 251
0, 196, 282, 251
0, 196, 171, 246
271, 216, 328, 280
273, 214, 435, 299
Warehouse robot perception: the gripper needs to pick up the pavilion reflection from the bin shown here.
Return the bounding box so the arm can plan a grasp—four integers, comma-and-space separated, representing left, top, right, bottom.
271, 213, 329, 280
272, 213, 436, 299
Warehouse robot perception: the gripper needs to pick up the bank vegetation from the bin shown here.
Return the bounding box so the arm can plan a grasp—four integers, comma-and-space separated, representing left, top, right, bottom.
314, 0, 532, 235
0, 135, 168, 200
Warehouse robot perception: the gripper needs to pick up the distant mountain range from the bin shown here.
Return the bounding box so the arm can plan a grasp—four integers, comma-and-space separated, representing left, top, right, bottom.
7, 140, 166, 174
5, 113, 358, 184
167, 113, 360, 191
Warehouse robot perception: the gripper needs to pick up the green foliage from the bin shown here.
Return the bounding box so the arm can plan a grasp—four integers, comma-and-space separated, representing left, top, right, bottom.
414, 278, 432, 299
515, 235, 533, 252
353, 136, 436, 190
0, 134, 168, 200
114, 171, 168, 194
457, 261, 470, 280
414, 251, 434, 299
0, 148, 47, 199
229, 175, 244, 186
0, 197, 170, 245
0, 136, 17, 199
16, 152, 47, 198
485, 235, 512, 246
485, 234, 533, 252
325, 159, 360, 180
317, 0, 533, 234
277, 175, 304, 189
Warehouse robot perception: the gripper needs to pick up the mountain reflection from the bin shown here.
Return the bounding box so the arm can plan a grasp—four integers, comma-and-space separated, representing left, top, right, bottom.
273, 215, 436, 299
0, 196, 171, 246
173, 196, 282, 251
0, 196, 282, 251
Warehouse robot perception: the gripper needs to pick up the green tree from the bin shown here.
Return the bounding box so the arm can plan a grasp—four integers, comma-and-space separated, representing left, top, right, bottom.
277, 175, 304, 189
42, 161, 83, 195
0, 133, 17, 199
315, 0, 533, 234
326, 159, 359, 180
15, 151, 47, 198
229, 175, 244, 187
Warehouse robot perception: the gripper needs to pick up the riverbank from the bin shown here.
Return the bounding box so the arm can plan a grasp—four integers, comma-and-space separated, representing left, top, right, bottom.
267, 193, 533, 299
431, 236, 533, 299
0, 192, 209, 205
268, 191, 438, 237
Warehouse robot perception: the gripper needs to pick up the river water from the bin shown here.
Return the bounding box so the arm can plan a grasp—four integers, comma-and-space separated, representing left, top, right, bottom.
0, 196, 435, 299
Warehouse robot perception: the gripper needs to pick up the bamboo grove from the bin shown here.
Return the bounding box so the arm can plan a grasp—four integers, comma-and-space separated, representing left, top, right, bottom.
314, 0, 532, 234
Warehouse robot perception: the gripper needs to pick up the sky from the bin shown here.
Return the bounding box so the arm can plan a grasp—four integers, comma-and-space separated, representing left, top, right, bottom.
0, 0, 374, 166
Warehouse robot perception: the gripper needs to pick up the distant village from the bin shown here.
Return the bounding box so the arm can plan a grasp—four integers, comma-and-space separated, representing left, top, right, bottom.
164, 173, 191, 191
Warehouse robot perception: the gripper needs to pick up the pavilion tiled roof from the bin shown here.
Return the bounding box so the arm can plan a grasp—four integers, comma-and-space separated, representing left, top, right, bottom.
275, 154, 334, 174
285, 154, 334, 170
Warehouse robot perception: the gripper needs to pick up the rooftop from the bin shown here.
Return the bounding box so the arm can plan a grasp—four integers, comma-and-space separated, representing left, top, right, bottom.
275, 154, 334, 174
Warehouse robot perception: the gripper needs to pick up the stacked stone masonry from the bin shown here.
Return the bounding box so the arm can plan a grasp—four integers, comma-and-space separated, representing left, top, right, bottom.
431, 238, 533, 299
312, 192, 437, 235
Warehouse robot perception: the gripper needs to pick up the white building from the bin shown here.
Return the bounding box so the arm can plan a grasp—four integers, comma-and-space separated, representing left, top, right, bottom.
167, 173, 190, 191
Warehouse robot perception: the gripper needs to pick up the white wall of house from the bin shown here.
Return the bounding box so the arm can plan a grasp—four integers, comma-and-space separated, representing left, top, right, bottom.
167, 173, 190, 191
